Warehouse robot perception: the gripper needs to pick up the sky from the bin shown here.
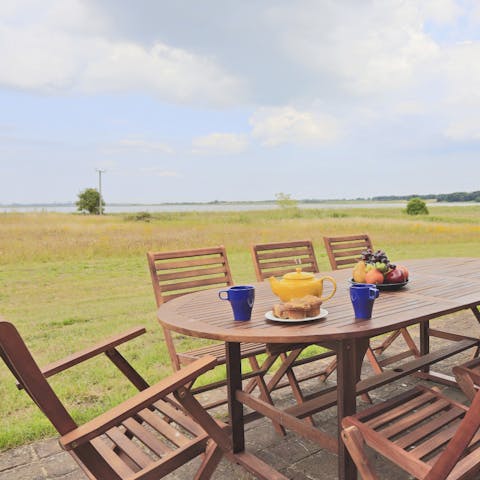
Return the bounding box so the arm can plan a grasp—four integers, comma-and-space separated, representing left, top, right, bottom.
1, 0, 480, 204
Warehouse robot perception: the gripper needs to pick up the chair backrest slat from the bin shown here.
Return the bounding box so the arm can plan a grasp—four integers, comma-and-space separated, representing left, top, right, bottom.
251, 240, 319, 281
323, 234, 373, 270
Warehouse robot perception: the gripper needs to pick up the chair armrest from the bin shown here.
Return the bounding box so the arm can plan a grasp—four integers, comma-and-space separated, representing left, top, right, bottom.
41, 326, 146, 377
60, 355, 217, 450
17, 326, 146, 390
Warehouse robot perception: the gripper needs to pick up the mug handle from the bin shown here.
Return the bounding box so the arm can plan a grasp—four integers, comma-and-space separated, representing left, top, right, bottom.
318, 276, 337, 302
369, 288, 380, 300
218, 290, 229, 300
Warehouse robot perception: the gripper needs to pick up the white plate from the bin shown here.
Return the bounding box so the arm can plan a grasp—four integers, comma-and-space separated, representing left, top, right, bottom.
265, 308, 328, 323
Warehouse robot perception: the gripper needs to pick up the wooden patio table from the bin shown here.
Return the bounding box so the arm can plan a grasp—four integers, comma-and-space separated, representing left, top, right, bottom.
157, 258, 480, 480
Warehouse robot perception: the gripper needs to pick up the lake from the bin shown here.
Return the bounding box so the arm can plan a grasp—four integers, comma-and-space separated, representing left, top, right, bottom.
0, 202, 475, 214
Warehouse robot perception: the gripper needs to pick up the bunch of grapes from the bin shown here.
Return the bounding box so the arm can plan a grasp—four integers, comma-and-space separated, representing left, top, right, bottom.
361, 249, 396, 271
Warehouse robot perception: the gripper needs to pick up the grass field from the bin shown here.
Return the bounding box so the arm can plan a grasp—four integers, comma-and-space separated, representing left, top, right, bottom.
0, 205, 479, 450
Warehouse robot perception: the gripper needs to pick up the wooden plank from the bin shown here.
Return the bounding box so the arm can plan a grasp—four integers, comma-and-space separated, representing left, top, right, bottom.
228, 451, 290, 480
153, 399, 205, 436
156, 266, 228, 282
394, 407, 464, 449
90, 437, 134, 478
256, 247, 312, 260
138, 408, 191, 447
365, 390, 438, 429
379, 399, 451, 439
106, 426, 152, 469
160, 276, 228, 293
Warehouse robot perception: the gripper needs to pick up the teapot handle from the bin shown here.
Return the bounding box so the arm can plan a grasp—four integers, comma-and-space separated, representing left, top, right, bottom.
318, 276, 337, 302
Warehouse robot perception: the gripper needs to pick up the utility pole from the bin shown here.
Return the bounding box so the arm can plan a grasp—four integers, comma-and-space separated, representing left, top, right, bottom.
96, 169, 105, 215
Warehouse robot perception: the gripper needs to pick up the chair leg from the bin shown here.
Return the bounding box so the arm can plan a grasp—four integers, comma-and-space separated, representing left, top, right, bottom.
371, 329, 402, 356
194, 440, 224, 480
318, 356, 337, 382
279, 352, 315, 426
247, 356, 286, 435
341, 425, 380, 480
365, 346, 383, 375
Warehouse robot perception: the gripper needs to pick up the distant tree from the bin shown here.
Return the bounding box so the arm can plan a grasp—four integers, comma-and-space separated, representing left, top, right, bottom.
406, 197, 429, 215
275, 192, 298, 210
76, 188, 104, 214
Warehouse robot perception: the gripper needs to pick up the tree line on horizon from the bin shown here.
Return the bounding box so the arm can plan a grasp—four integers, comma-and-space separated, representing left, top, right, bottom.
370, 191, 480, 202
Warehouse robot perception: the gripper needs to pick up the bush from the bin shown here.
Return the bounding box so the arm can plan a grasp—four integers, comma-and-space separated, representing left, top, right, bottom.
127, 211, 152, 222
406, 197, 429, 215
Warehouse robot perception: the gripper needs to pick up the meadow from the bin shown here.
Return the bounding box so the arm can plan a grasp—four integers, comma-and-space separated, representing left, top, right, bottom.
0, 205, 479, 450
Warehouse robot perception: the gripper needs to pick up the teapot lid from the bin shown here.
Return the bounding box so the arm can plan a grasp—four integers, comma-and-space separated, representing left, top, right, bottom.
283, 267, 314, 280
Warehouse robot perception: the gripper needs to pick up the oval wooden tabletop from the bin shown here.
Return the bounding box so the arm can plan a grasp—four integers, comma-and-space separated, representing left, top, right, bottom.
157, 258, 480, 344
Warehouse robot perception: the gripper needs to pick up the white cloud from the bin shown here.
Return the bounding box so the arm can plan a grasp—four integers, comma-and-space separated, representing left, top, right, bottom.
192, 133, 248, 155
250, 106, 339, 147
271, 1, 439, 95
0, 1, 244, 105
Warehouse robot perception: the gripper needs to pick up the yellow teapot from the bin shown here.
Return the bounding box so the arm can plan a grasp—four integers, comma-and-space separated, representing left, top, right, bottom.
268, 268, 337, 302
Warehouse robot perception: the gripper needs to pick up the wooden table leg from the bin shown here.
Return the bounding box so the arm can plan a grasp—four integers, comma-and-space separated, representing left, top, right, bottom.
226, 341, 244, 453
337, 337, 369, 480
419, 320, 430, 373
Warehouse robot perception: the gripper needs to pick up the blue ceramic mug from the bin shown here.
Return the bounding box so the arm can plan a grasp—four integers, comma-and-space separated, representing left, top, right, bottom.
350, 284, 379, 320
218, 285, 255, 321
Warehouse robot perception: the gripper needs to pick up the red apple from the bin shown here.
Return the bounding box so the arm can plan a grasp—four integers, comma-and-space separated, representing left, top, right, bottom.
397, 265, 409, 281
384, 267, 406, 284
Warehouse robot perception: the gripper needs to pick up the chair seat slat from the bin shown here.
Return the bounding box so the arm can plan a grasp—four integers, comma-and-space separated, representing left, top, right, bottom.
153, 399, 205, 437
138, 408, 191, 447
395, 407, 464, 449
379, 399, 452, 439
91, 437, 136, 478
106, 427, 153, 469
122, 417, 172, 456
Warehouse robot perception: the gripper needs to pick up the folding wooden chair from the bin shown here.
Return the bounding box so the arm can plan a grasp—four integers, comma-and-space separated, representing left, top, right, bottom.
453, 356, 480, 401
323, 234, 420, 375
147, 246, 287, 434
250, 240, 372, 406
1, 319, 287, 480
341, 384, 480, 479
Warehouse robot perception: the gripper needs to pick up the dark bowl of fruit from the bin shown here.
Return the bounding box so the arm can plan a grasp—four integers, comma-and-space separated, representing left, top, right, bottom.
351, 248, 409, 291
